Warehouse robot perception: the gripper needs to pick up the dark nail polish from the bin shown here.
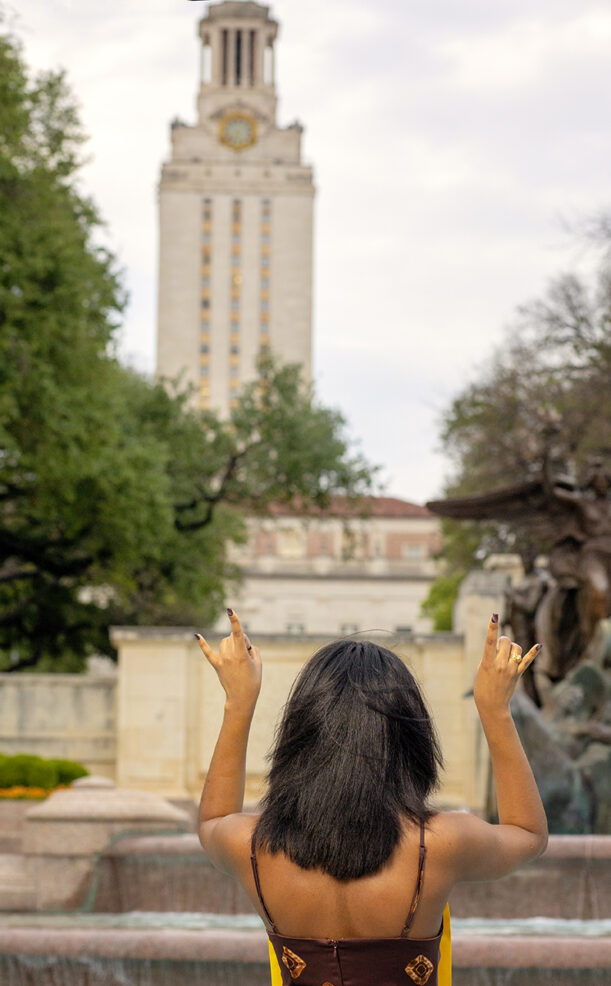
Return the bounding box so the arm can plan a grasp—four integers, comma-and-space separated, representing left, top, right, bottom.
226, 608, 234, 616
194, 633, 200, 640
491, 613, 499, 624
535, 643, 542, 651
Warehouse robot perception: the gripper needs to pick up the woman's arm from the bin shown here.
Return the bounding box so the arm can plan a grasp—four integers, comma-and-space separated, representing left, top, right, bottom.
195, 609, 262, 871
453, 614, 548, 881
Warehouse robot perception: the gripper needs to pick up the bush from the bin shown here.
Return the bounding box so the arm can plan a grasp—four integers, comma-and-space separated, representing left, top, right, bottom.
27, 758, 59, 789
0, 753, 88, 790
49, 759, 88, 785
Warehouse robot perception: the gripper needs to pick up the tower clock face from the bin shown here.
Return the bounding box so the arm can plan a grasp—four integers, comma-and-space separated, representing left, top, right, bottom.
219, 112, 257, 151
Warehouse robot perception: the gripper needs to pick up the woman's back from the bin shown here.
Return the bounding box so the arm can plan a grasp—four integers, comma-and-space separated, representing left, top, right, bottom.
195, 611, 548, 985
245, 814, 445, 986
239, 814, 450, 941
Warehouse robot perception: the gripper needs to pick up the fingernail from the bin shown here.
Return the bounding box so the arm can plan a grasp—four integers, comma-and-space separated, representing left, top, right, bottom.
226, 608, 234, 616
491, 613, 499, 623
194, 633, 201, 640
535, 643, 542, 652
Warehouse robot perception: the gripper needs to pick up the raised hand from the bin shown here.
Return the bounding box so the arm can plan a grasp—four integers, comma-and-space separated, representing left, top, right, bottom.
195, 609, 262, 714
473, 614, 541, 714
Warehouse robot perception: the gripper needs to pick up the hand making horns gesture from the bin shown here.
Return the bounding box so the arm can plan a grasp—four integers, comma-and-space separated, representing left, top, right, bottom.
195, 608, 262, 714
473, 614, 542, 713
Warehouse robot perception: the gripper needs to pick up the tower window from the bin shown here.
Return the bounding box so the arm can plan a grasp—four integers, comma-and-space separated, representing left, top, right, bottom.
235, 30, 243, 85
231, 299, 239, 311
200, 365, 209, 378
222, 30, 229, 86
249, 30, 256, 86
201, 299, 210, 309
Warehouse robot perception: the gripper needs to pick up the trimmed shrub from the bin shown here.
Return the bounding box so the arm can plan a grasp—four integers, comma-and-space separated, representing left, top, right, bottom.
26, 758, 59, 789
0, 753, 88, 790
49, 759, 88, 785
0, 755, 38, 788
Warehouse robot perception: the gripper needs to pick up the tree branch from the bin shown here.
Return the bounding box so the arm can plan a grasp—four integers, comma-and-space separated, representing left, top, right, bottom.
174, 442, 261, 532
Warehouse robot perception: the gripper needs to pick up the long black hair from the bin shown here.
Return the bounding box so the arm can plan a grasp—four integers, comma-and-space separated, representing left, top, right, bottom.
253, 639, 443, 880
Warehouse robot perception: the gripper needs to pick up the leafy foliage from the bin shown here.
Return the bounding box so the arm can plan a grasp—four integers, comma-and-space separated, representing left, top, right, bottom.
0, 752, 88, 789
420, 571, 466, 631
428, 251, 611, 600
0, 24, 378, 672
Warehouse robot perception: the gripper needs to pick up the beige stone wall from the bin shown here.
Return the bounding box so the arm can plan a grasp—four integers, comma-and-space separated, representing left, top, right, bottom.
0, 673, 117, 778
0, 619, 495, 817
111, 627, 487, 813
221, 574, 437, 637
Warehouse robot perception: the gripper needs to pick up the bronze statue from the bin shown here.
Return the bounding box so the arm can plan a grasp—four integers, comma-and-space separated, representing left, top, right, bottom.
427, 456, 611, 698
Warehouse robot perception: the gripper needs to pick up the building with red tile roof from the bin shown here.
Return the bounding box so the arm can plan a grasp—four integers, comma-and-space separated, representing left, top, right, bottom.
216, 496, 442, 636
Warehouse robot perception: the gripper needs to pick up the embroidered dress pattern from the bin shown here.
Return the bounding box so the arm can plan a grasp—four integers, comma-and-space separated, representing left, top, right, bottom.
282, 945, 307, 979
405, 954, 434, 985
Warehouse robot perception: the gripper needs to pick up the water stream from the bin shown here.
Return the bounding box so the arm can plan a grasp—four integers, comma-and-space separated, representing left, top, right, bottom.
0, 911, 610, 936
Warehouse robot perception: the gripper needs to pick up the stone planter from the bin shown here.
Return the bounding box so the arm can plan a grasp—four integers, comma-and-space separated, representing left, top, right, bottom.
23, 776, 190, 910
0, 799, 37, 853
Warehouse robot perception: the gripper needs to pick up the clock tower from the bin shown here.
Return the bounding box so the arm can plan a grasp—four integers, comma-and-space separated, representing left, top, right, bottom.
156, 1, 315, 415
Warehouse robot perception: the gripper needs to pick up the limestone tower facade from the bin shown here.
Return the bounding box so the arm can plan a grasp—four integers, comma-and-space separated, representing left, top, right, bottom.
156, 1, 315, 414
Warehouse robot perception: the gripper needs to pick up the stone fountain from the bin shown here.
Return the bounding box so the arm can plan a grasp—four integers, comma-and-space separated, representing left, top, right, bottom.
0, 775, 609, 984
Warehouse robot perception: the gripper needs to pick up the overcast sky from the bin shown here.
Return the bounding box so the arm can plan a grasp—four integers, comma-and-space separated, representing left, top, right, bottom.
14, 0, 611, 503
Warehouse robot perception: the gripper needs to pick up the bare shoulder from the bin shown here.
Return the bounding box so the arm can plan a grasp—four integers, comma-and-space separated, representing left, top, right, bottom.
198, 812, 258, 876
425, 810, 547, 882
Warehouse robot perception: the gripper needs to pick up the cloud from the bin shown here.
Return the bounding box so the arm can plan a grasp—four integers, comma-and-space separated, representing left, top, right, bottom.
15, 0, 611, 501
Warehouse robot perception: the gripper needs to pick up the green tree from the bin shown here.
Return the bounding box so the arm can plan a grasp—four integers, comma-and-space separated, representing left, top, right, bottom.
425, 252, 611, 615
420, 570, 466, 631
0, 25, 378, 672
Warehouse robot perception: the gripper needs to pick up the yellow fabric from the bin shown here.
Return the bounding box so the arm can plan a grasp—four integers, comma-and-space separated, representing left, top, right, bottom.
269, 939, 282, 986
439, 903, 452, 984
268, 904, 452, 984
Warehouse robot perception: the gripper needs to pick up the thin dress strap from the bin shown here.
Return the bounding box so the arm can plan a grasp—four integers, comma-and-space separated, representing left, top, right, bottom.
401, 819, 427, 936
250, 833, 279, 934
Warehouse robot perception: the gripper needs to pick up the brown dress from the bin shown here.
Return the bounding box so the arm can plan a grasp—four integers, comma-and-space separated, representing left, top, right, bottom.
250, 820, 443, 986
